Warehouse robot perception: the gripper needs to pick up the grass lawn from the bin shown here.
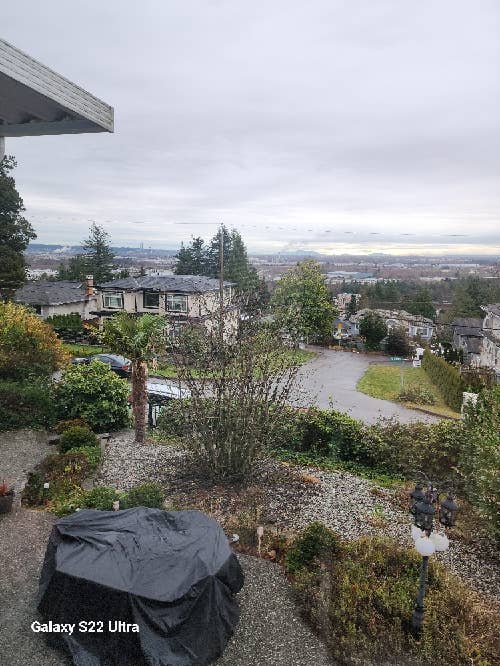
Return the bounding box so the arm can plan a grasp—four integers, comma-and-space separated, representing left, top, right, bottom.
357, 365, 460, 419
62, 343, 105, 357
154, 348, 317, 379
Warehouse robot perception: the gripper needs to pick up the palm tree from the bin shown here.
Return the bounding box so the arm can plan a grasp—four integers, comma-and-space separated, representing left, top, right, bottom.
101, 313, 166, 444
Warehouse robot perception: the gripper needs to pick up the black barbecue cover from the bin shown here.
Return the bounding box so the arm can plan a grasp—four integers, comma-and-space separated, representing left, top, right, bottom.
37, 507, 244, 666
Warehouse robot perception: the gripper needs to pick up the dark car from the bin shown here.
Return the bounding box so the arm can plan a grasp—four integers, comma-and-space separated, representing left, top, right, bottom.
71, 354, 132, 377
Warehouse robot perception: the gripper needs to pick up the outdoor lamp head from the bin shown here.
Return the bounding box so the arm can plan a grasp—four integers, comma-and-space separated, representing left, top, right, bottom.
409, 483, 425, 515
439, 494, 458, 528
414, 498, 435, 533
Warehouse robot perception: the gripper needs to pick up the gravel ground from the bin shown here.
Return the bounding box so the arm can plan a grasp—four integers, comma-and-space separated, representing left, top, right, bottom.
100, 432, 500, 603
0, 429, 55, 500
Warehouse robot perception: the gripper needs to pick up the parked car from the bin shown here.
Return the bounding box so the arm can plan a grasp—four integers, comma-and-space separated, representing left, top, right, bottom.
71, 354, 132, 377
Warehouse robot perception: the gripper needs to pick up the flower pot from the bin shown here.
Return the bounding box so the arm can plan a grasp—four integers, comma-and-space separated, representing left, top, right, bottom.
0, 491, 14, 514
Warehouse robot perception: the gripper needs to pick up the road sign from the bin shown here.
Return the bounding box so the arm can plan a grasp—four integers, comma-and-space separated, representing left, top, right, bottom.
390, 357, 403, 361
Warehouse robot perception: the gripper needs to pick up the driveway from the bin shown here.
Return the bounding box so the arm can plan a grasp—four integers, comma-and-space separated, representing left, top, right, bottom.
290, 347, 439, 424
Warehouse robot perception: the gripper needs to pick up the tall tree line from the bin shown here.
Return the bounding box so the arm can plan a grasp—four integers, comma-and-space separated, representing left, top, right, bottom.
175, 226, 267, 307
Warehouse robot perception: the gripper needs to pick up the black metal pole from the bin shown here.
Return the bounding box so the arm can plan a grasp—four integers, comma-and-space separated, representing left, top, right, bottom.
411, 555, 429, 636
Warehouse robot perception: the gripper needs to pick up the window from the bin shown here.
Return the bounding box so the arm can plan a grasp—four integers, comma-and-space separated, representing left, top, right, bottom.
166, 293, 188, 313
103, 292, 123, 309
143, 291, 159, 309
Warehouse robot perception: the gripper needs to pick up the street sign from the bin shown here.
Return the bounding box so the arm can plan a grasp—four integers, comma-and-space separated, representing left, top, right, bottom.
390, 357, 403, 361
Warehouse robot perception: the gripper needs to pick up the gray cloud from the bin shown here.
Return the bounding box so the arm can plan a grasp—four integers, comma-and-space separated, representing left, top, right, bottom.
2, 0, 500, 254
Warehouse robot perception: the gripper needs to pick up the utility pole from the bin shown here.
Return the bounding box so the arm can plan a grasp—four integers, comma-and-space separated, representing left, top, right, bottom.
219, 224, 224, 342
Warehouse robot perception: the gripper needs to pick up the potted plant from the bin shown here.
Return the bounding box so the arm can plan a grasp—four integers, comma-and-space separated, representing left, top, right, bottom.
0, 481, 14, 514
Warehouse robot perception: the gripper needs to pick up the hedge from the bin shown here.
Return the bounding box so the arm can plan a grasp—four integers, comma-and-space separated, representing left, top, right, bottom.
422, 350, 465, 411
0, 379, 56, 431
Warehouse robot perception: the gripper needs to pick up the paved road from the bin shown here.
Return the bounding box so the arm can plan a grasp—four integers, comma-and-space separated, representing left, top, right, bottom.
290, 347, 439, 424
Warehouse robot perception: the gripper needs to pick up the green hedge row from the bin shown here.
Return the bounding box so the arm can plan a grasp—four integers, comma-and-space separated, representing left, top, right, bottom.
421, 350, 465, 411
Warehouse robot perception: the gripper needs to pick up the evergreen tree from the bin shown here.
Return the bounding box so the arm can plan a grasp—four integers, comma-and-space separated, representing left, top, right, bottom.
0, 156, 36, 300
83, 223, 115, 283
359, 311, 388, 350
385, 326, 410, 356
346, 294, 358, 317
406, 288, 435, 319
174, 237, 207, 275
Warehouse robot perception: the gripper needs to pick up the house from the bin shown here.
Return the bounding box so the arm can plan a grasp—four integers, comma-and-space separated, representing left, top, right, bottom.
334, 293, 361, 314
332, 318, 358, 340
14, 277, 97, 320
349, 309, 434, 341
479, 304, 500, 378
451, 318, 483, 367
93, 275, 238, 341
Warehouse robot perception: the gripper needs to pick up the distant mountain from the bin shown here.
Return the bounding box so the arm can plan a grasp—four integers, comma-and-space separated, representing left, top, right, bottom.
279, 249, 323, 256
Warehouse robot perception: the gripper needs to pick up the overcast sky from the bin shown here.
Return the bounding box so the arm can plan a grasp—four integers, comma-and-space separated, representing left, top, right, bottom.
3, 1, 500, 255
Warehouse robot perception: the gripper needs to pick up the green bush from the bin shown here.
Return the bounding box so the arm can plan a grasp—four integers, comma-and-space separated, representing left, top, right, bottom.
422, 350, 465, 411
59, 426, 99, 454
284, 521, 340, 574
49, 479, 86, 517
156, 399, 191, 437
289, 528, 498, 665
45, 313, 84, 339
0, 378, 56, 430
277, 408, 364, 459
396, 386, 436, 405
67, 445, 102, 471
54, 360, 130, 432
461, 386, 500, 540
54, 418, 89, 434
21, 472, 46, 506
82, 486, 121, 511
122, 483, 165, 509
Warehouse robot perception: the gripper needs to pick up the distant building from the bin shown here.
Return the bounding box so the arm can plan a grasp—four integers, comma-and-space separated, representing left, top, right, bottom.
350, 309, 434, 341
94, 275, 238, 342
479, 304, 500, 378
14, 277, 97, 319
334, 293, 361, 313
451, 318, 483, 367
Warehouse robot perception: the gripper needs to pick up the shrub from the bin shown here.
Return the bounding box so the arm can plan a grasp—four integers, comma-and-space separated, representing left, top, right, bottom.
49, 479, 86, 517
0, 378, 56, 430
0, 301, 69, 380
276, 408, 364, 460
82, 486, 121, 511
285, 521, 340, 574
422, 350, 465, 411
54, 360, 130, 432
45, 313, 84, 340
67, 445, 102, 471
21, 472, 46, 506
397, 386, 436, 405
122, 483, 165, 509
59, 426, 99, 454
54, 418, 89, 434
461, 386, 500, 540
289, 529, 498, 665
156, 399, 192, 438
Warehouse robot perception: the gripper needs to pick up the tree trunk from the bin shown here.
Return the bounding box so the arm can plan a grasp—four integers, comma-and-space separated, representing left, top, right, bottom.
132, 360, 148, 444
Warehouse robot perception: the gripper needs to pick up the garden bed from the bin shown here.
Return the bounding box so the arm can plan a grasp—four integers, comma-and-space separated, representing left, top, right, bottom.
98, 432, 499, 603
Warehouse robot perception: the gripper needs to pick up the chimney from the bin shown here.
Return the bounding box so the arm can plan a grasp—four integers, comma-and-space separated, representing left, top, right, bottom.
85, 275, 94, 298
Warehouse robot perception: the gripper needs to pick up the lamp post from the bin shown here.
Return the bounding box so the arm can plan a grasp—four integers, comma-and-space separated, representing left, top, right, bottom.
408, 474, 458, 637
